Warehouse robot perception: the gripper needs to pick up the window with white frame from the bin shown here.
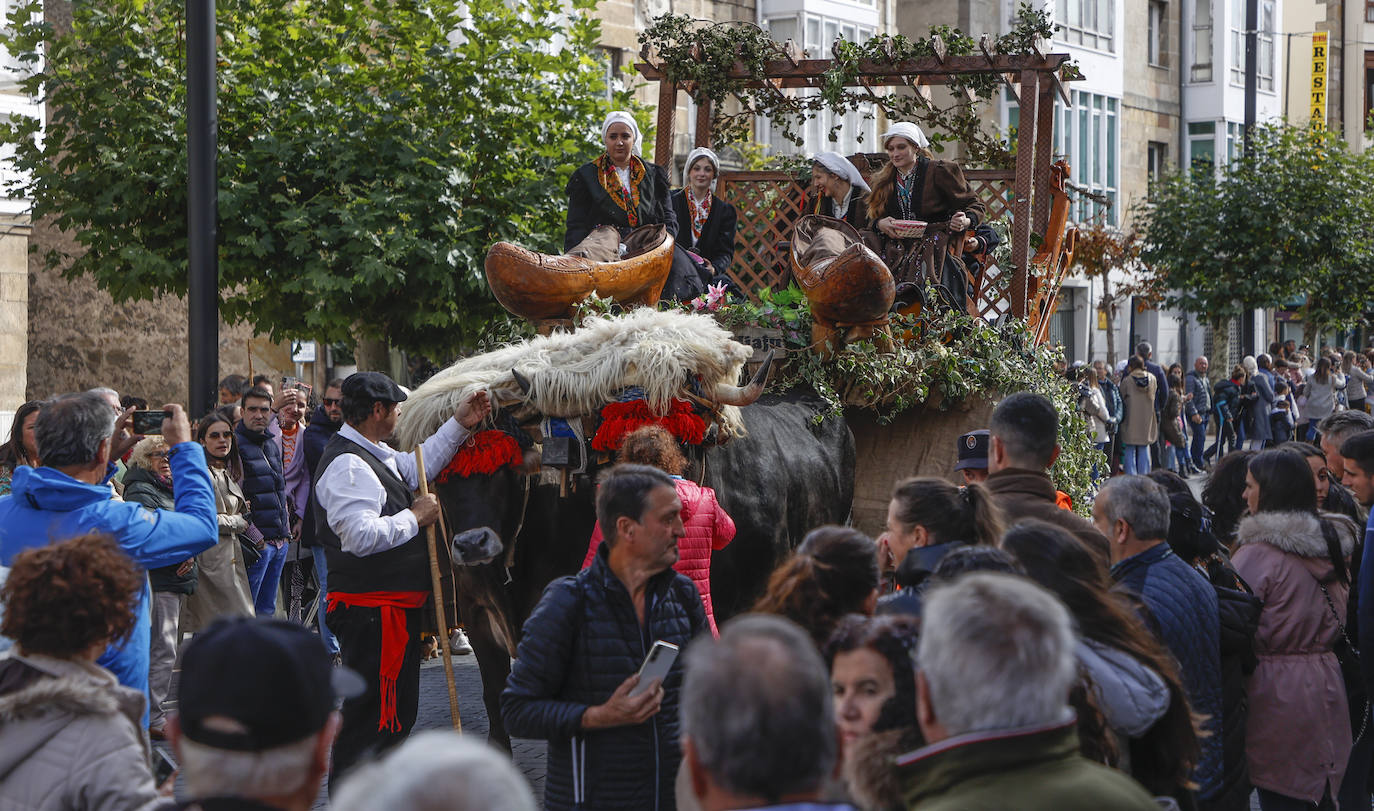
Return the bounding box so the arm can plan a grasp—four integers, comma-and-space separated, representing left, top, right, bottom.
599, 47, 623, 101
762, 15, 878, 156
1056, 0, 1115, 53
1148, 1, 1167, 66
1191, 0, 1213, 81
1188, 121, 1216, 170
1230, 0, 1275, 90
1047, 90, 1118, 224
1226, 121, 1244, 163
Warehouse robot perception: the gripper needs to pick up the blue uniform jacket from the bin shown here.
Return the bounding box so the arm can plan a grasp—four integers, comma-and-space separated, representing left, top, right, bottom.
0, 443, 218, 723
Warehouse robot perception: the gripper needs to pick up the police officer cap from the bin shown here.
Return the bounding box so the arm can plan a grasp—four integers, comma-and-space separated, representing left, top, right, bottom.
341, 371, 408, 404
954, 429, 990, 471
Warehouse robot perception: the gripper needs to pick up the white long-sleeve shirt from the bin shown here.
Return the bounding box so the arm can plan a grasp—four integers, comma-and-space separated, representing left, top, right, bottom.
314, 418, 470, 557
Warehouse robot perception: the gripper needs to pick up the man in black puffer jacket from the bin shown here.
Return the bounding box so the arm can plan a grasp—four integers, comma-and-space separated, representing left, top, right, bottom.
502, 464, 707, 811
236, 387, 292, 617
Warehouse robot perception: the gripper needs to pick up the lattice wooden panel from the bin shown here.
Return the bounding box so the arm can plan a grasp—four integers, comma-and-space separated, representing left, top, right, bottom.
719, 166, 1022, 318
718, 172, 805, 297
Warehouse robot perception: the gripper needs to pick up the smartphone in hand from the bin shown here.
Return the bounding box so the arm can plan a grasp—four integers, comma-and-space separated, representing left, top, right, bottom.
131, 410, 171, 435
629, 641, 679, 697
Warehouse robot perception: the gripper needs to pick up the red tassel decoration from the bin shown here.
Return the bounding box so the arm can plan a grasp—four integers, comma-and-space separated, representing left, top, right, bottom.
436, 430, 524, 482
592, 399, 707, 452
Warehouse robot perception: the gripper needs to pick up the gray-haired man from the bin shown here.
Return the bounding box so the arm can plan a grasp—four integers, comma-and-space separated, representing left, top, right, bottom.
1097, 475, 1222, 803
897, 573, 1157, 810
1319, 409, 1374, 483
680, 614, 846, 811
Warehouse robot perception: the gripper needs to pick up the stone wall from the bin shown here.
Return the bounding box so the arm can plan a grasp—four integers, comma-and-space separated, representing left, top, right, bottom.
1120, 0, 1181, 227
25, 215, 293, 409
0, 218, 30, 436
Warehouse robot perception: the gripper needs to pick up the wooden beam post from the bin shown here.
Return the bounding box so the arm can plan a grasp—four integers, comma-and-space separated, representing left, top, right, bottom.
694, 93, 712, 148
655, 80, 676, 170
1032, 77, 1055, 235
1010, 69, 1039, 320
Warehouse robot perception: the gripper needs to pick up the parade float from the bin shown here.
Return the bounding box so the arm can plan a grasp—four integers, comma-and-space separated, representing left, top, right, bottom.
474, 7, 1094, 533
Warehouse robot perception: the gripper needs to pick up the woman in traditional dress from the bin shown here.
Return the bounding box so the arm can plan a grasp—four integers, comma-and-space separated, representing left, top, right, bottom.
564, 111, 704, 300
866, 122, 985, 308
670, 146, 738, 288
809, 150, 871, 230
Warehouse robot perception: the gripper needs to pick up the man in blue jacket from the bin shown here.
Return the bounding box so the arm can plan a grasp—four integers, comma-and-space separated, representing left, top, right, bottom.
0, 392, 218, 724
1097, 474, 1222, 803
502, 464, 707, 811
237, 387, 292, 616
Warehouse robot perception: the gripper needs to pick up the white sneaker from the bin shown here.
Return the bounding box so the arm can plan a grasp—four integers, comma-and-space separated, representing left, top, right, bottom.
449, 628, 473, 656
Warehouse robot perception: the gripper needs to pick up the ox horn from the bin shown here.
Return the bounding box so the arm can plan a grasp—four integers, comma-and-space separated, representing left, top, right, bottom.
511, 368, 533, 397
712, 350, 775, 407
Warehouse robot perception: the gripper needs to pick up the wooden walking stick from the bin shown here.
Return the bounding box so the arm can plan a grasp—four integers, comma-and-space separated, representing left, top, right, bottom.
415, 445, 462, 732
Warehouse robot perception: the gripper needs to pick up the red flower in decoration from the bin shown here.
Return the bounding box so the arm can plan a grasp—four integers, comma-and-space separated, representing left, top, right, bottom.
592, 399, 707, 452
436, 430, 524, 482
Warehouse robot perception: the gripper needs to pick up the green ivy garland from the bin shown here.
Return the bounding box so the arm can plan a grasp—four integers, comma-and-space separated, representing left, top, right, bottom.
639, 4, 1073, 168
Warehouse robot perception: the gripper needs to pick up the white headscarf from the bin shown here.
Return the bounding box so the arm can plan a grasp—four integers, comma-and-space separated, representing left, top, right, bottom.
881, 122, 931, 150
601, 111, 641, 156
812, 151, 870, 193
684, 147, 720, 181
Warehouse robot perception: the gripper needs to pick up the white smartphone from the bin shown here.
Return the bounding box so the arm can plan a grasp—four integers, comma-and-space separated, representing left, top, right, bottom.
629, 640, 679, 696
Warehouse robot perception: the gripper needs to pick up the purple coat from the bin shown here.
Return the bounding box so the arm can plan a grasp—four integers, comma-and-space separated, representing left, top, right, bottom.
1231, 510, 1358, 803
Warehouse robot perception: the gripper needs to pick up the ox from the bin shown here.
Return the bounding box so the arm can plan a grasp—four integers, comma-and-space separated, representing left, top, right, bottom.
393, 310, 855, 749
434, 388, 853, 749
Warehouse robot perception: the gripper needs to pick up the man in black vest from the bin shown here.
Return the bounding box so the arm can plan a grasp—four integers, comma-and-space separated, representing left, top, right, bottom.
312, 372, 490, 783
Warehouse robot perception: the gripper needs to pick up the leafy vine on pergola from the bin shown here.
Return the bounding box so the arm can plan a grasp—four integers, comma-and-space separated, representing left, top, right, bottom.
637, 4, 1079, 169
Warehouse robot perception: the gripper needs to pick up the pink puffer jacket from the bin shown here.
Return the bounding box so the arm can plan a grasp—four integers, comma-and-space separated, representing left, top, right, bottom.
581, 477, 736, 635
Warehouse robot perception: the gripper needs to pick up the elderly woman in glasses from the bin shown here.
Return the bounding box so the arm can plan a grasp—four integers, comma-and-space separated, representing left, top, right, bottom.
565, 111, 706, 300
669, 146, 738, 286
809, 150, 872, 231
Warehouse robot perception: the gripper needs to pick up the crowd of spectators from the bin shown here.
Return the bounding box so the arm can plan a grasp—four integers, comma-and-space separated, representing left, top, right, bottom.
3, 348, 1374, 810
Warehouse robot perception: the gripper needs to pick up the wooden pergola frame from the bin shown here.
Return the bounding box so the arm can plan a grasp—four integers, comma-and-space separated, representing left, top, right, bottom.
636, 47, 1080, 318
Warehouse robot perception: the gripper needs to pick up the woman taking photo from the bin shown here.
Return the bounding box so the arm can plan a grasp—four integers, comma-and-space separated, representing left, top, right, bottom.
670, 147, 737, 288
1232, 447, 1359, 810
754, 526, 879, 648
1343, 351, 1372, 414
874, 476, 1003, 617
810, 150, 871, 230
181, 409, 255, 634
1302, 357, 1346, 441
865, 122, 984, 307
1002, 521, 1200, 806
564, 111, 701, 300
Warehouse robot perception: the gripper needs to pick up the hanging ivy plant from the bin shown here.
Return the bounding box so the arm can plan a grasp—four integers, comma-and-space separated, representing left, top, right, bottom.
639, 3, 1074, 169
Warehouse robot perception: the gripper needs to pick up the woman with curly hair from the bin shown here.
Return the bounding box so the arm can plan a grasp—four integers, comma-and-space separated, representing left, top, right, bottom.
754, 526, 879, 649
0, 532, 164, 808
823, 615, 922, 811
1002, 520, 1201, 807
582, 425, 735, 633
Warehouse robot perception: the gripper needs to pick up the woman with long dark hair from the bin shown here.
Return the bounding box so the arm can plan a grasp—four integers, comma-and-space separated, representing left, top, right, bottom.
1202, 450, 1256, 547
1233, 447, 1359, 810
1002, 520, 1201, 806
0, 400, 41, 496
875, 477, 1003, 617
181, 408, 254, 635
754, 526, 879, 648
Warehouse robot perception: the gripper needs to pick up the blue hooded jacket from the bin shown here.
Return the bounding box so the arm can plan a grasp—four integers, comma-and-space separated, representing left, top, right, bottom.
0, 442, 218, 723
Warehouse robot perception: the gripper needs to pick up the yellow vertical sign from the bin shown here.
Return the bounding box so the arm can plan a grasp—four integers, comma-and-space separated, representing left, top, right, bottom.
1311, 32, 1328, 129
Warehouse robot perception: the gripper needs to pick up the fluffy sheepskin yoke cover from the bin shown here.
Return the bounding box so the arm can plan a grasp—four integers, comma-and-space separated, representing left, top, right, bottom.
394, 307, 753, 450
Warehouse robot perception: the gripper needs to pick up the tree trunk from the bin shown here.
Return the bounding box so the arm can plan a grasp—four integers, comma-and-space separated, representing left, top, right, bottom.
1209, 315, 1231, 384
1101, 286, 1118, 369
354, 333, 390, 373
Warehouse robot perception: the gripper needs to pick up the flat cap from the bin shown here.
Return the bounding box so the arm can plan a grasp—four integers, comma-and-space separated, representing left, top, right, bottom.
341, 371, 407, 404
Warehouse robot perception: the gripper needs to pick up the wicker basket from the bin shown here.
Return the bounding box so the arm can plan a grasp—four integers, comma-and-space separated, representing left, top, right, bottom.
889, 219, 927, 239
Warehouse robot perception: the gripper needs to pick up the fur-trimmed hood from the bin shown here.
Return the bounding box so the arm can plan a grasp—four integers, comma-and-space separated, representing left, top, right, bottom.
1233, 510, 1357, 559
0, 653, 146, 781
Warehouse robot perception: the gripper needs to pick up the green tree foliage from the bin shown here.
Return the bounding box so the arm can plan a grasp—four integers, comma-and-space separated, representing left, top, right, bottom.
0, 0, 638, 356
1137, 123, 1374, 338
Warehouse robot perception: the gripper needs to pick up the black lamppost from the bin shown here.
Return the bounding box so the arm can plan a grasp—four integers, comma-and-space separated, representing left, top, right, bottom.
187, 0, 217, 417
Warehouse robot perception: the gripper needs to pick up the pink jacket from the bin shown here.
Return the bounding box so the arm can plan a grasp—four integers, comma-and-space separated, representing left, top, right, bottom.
1231, 510, 1358, 804
582, 477, 736, 635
